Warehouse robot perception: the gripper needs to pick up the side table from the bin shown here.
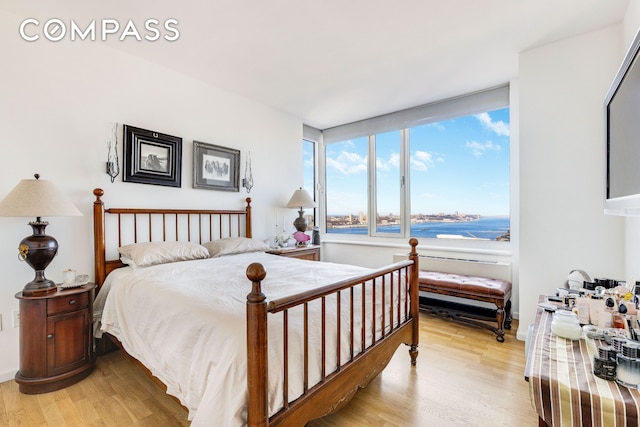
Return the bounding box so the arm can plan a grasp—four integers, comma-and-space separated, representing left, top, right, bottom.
15, 283, 96, 394
267, 244, 321, 261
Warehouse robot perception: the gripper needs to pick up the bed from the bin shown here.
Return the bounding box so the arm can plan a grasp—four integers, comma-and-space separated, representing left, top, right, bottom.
91, 188, 420, 426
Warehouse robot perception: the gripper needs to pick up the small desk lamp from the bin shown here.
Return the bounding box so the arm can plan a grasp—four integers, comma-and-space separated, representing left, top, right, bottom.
0, 174, 82, 295
286, 187, 316, 233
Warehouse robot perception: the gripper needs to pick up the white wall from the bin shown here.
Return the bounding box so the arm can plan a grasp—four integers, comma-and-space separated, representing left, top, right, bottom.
0, 9, 304, 381
517, 25, 625, 339
624, 0, 640, 45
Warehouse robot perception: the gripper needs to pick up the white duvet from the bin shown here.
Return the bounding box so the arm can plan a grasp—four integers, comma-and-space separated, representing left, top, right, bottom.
95, 252, 406, 426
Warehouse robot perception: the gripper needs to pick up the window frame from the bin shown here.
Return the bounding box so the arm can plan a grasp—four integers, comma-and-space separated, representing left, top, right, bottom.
302, 124, 322, 229
369, 130, 411, 238
318, 85, 510, 250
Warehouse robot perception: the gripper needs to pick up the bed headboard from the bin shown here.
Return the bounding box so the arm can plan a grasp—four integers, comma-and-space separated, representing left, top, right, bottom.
92, 188, 252, 289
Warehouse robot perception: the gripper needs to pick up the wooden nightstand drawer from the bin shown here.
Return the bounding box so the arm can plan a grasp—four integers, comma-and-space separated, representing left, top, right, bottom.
47, 291, 89, 315
267, 245, 321, 261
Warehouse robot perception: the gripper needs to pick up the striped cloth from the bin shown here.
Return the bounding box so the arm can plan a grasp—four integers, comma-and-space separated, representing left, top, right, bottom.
527, 304, 640, 426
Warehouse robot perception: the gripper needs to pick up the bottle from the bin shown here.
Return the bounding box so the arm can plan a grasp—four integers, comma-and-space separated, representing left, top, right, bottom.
594, 346, 616, 381
576, 298, 590, 324
312, 226, 320, 245
616, 342, 640, 389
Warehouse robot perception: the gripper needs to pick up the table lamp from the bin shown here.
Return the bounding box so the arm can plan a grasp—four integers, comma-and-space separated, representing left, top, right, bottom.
0, 174, 82, 295
286, 187, 316, 233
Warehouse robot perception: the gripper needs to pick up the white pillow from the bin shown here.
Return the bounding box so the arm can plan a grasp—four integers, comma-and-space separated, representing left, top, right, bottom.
118, 241, 209, 267
119, 255, 138, 268
203, 237, 270, 258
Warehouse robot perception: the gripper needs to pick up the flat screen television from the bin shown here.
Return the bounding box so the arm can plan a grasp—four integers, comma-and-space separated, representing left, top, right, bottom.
605, 29, 640, 215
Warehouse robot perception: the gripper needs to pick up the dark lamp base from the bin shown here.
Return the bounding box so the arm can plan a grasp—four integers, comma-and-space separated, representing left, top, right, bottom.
293, 209, 307, 232
19, 220, 59, 295
22, 277, 57, 295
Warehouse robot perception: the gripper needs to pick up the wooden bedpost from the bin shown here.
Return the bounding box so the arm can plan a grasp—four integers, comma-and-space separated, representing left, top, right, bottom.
246, 262, 268, 427
408, 238, 419, 366
245, 197, 252, 238
93, 188, 106, 287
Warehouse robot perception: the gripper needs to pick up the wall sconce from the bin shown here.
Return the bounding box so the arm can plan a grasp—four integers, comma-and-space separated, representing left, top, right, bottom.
106, 123, 119, 183
242, 150, 254, 193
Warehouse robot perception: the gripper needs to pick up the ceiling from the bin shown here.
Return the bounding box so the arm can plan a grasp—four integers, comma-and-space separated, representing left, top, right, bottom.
3, 0, 631, 129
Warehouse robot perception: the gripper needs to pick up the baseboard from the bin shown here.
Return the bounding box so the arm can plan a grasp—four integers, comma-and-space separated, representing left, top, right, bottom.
516, 327, 528, 341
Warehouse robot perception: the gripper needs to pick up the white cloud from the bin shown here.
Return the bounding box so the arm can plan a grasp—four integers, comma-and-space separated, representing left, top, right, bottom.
427, 122, 446, 131
475, 112, 509, 136
466, 140, 501, 157
377, 152, 400, 171
410, 150, 435, 171
326, 150, 368, 174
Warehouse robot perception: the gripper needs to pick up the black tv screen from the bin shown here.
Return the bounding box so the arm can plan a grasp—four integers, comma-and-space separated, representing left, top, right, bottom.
605, 29, 640, 215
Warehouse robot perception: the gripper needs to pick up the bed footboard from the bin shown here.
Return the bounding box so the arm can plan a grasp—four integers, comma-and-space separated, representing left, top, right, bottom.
246, 238, 419, 427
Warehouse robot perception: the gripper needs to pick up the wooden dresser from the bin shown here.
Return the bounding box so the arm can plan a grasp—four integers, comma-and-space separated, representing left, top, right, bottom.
15, 284, 96, 394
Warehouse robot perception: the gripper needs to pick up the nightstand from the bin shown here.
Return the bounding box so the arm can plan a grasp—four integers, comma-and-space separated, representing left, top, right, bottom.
267, 244, 321, 261
15, 284, 96, 394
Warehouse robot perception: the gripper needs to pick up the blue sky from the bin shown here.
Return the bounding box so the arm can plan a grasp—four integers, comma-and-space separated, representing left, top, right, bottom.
316, 108, 510, 217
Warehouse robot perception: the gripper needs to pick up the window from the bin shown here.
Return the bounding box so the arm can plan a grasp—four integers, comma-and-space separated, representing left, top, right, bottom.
302, 138, 316, 228
409, 109, 510, 240
325, 137, 368, 234
373, 130, 403, 235
323, 86, 510, 242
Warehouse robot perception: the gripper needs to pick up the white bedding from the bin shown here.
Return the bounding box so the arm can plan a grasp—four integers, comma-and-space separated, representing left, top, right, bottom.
95, 252, 406, 426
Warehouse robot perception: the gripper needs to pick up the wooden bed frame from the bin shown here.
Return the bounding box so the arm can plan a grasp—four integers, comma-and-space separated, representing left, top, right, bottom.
92, 188, 420, 426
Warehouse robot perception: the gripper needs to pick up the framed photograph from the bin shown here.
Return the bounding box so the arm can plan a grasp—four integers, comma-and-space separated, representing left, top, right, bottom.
123, 125, 182, 187
193, 141, 240, 191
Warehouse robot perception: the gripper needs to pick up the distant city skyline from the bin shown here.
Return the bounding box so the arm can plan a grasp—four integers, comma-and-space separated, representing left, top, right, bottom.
323, 108, 510, 217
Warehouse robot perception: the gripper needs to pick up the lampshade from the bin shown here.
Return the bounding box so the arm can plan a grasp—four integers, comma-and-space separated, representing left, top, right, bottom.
0, 176, 82, 218
0, 174, 82, 295
286, 188, 317, 209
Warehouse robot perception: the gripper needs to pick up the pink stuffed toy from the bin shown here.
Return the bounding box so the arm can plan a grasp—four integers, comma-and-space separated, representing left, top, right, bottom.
293, 231, 310, 243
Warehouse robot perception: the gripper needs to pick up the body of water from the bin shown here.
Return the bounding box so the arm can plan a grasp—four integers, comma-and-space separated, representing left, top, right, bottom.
327, 217, 510, 241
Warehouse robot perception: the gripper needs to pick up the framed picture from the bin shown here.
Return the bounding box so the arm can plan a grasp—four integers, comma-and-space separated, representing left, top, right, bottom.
123, 125, 182, 187
193, 141, 240, 191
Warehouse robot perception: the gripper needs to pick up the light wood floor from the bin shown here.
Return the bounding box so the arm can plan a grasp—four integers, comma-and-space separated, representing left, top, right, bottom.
0, 313, 538, 426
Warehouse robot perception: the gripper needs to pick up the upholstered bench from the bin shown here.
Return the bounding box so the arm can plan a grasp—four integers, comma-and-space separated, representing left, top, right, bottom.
418, 270, 513, 342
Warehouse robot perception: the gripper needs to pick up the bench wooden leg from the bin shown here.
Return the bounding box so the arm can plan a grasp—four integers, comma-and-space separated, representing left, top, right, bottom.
495, 298, 514, 342
494, 297, 512, 341
495, 303, 506, 342
504, 299, 513, 330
